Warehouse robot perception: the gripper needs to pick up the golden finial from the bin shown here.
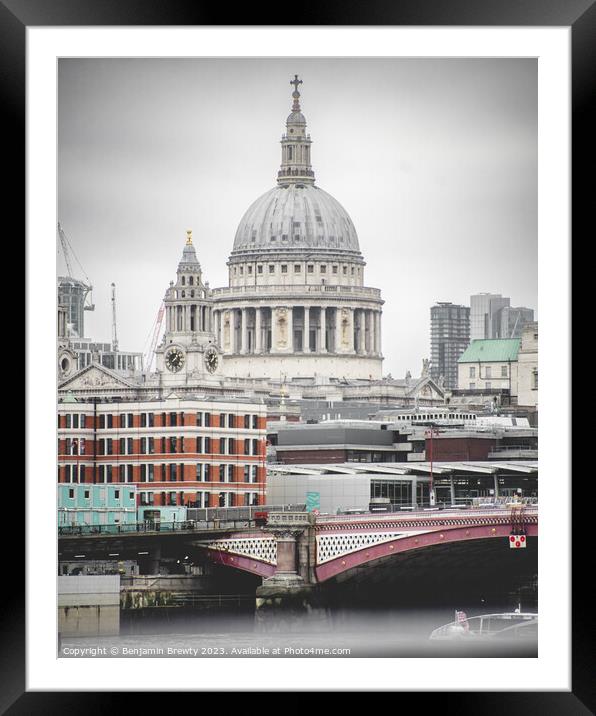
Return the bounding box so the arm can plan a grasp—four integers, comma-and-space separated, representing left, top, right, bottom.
186, 229, 193, 245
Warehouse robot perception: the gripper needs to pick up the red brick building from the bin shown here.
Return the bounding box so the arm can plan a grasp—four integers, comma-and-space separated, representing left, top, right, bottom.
58, 397, 267, 510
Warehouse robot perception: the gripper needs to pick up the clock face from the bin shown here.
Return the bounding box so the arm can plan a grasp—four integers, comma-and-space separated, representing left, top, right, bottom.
204, 347, 219, 374
165, 347, 185, 372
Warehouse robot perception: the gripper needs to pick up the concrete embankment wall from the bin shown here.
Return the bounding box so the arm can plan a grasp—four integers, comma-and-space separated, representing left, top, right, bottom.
58, 575, 120, 636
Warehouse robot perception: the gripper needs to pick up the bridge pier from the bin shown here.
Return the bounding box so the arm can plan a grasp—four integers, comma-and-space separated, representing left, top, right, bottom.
255, 525, 323, 630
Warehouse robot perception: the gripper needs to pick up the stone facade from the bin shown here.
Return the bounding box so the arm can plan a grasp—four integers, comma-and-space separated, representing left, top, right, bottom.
517, 322, 538, 408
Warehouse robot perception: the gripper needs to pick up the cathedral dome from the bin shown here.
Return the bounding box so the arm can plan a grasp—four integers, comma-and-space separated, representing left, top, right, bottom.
232, 183, 361, 255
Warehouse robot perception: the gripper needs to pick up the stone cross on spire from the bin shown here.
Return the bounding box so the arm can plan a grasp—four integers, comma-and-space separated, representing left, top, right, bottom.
290, 74, 302, 111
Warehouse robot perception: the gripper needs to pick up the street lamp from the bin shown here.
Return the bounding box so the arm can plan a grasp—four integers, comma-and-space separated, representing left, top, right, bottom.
425, 425, 440, 507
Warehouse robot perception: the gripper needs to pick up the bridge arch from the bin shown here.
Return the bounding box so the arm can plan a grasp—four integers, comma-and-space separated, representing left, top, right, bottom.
315, 521, 538, 583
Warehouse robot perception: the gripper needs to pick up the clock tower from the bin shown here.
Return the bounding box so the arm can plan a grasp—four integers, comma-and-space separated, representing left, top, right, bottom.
155, 231, 221, 384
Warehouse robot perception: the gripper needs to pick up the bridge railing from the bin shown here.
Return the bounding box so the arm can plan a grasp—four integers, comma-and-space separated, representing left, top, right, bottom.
58, 521, 200, 536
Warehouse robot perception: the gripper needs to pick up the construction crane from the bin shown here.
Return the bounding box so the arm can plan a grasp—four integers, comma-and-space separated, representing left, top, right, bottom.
143, 302, 165, 373
111, 283, 119, 352
57, 222, 95, 312
57, 222, 74, 277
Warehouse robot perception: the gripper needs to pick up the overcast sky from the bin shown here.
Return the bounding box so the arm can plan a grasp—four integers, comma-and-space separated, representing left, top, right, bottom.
58, 58, 537, 378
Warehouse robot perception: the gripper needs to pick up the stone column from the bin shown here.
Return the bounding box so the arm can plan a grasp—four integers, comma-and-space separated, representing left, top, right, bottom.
374, 310, 381, 355
303, 306, 310, 352
271, 307, 278, 352
287, 307, 294, 353
255, 307, 262, 353
230, 310, 237, 354
358, 309, 366, 354
319, 306, 327, 353
240, 308, 248, 354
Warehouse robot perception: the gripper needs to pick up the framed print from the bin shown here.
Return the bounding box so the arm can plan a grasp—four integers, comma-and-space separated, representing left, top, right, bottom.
6, 0, 589, 709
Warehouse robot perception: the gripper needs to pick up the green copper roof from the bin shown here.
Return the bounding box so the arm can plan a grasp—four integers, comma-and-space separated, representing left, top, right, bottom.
458, 339, 521, 363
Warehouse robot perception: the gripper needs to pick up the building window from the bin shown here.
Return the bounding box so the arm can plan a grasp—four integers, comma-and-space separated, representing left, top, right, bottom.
307, 264, 314, 273
485, 366, 492, 379
532, 369, 538, 390
257, 265, 263, 274
269, 265, 275, 274
469, 367, 476, 378
332, 265, 338, 274
196, 412, 203, 426
219, 464, 226, 482
501, 365, 508, 377
486, 382, 492, 390
320, 265, 326, 273
281, 265, 287, 273
294, 264, 301, 273
469, 383, 476, 390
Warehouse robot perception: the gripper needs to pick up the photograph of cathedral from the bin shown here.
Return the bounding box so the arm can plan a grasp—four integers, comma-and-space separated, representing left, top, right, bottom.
56, 57, 538, 659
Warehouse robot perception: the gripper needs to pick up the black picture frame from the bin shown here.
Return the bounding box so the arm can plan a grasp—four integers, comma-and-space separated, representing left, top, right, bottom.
8, 0, 588, 709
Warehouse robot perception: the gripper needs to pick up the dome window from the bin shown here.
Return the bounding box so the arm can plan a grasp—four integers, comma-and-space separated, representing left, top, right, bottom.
257, 265, 263, 274
320, 265, 327, 273
307, 264, 314, 273
189, 276, 194, 286
248, 265, 253, 274
294, 265, 301, 273
181, 276, 185, 285
269, 265, 275, 273
281, 265, 288, 273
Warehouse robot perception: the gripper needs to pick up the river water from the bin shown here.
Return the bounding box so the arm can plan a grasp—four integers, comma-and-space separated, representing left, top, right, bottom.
60, 601, 537, 658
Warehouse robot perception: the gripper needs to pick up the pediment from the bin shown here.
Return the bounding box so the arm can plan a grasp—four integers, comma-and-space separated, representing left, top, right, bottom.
407, 376, 445, 399
58, 363, 139, 391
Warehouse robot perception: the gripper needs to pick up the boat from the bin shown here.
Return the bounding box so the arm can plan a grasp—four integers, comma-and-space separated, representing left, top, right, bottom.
429, 610, 538, 641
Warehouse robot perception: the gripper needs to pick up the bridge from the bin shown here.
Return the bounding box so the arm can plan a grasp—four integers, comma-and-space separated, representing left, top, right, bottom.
59, 505, 537, 604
